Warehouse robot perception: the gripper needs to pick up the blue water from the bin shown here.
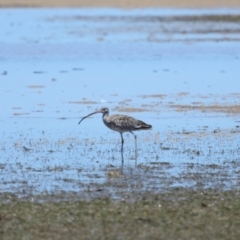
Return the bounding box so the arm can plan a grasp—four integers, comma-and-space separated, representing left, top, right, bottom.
0, 8, 240, 197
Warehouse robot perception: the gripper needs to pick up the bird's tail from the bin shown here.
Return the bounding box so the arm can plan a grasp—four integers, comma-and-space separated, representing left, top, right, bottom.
137, 120, 152, 130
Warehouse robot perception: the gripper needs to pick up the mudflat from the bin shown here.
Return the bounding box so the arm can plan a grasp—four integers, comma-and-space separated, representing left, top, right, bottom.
1, 5, 240, 239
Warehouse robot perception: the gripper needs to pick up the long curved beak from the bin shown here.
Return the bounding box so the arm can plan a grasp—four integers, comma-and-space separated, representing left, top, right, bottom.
78, 110, 101, 125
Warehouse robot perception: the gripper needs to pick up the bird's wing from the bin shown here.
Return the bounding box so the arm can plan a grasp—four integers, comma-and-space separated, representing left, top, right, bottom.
110, 115, 144, 129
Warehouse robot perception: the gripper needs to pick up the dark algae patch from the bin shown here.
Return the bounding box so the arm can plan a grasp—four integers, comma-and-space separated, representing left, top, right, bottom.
1, 190, 240, 239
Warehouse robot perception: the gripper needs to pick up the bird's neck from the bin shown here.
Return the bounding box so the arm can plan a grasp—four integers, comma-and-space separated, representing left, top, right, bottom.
102, 112, 109, 120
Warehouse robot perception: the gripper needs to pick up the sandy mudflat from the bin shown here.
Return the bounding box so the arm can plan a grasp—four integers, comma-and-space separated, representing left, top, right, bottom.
1, 0, 240, 8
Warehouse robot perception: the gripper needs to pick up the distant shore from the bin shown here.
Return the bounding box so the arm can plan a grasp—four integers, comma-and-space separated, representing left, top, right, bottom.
1, 0, 240, 8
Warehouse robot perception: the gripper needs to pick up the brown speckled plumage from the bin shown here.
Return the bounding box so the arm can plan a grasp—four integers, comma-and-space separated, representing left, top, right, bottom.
103, 114, 151, 132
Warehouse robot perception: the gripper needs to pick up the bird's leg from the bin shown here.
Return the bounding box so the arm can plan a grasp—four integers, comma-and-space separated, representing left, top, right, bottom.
130, 131, 138, 158
129, 131, 137, 148
120, 132, 124, 153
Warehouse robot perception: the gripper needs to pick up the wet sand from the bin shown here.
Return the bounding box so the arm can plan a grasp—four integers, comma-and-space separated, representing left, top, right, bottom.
1, 0, 240, 8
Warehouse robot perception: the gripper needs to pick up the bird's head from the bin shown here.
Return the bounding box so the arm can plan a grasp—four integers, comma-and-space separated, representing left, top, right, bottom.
99, 107, 109, 114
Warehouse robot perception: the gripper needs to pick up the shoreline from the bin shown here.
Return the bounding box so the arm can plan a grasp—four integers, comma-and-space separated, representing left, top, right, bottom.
1, 0, 240, 8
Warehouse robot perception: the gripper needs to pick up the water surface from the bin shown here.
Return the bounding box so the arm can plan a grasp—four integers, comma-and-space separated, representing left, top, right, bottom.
0, 8, 240, 199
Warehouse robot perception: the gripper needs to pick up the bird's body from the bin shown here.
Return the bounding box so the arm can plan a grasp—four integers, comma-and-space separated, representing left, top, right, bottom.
102, 113, 151, 133
78, 107, 152, 152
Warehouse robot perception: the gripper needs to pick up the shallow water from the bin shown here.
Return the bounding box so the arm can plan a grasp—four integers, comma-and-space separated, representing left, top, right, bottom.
0, 8, 240, 199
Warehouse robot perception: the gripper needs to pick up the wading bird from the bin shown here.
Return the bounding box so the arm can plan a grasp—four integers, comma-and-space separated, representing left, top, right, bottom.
78, 107, 152, 153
